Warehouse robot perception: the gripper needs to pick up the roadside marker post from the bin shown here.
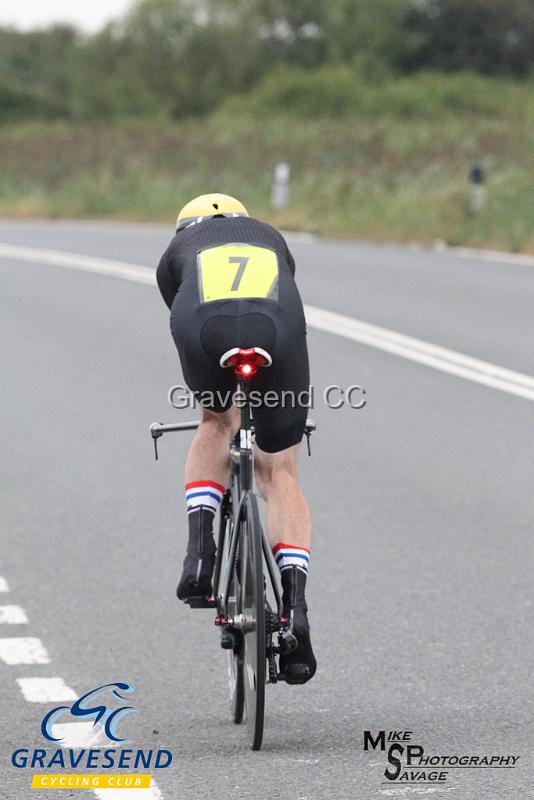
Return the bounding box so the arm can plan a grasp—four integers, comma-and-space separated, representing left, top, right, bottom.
468, 161, 487, 213
271, 162, 290, 211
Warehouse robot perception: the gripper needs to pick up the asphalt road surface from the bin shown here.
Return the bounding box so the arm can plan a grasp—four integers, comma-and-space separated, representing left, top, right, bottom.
1, 219, 533, 800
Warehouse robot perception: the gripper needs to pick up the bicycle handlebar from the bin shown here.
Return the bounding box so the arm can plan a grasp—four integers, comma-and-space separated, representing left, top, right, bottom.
149, 418, 316, 460
150, 419, 316, 438
149, 421, 200, 437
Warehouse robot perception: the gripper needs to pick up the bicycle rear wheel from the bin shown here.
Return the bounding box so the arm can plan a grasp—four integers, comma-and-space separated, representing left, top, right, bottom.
240, 492, 266, 750
225, 511, 244, 724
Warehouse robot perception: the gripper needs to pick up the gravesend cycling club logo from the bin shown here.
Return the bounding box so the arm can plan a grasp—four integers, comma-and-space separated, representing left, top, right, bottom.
363, 729, 520, 786
11, 681, 173, 791
41, 682, 135, 743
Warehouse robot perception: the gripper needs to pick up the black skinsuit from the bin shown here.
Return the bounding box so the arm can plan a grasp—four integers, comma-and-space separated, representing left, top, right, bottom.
156, 216, 309, 453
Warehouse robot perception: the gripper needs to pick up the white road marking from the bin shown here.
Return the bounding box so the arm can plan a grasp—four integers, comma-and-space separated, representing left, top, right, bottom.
0, 243, 155, 285
50, 724, 162, 799
380, 789, 456, 796
447, 244, 534, 270
93, 780, 162, 800
2, 242, 534, 402
283, 230, 317, 244
0, 576, 10, 592
48, 722, 162, 798
53, 721, 116, 748
0, 637, 50, 664
0, 605, 29, 624
17, 676, 78, 702
304, 305, 534, 402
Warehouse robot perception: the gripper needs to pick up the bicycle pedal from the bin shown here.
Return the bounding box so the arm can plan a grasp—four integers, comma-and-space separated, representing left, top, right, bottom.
184, 596, 216, 609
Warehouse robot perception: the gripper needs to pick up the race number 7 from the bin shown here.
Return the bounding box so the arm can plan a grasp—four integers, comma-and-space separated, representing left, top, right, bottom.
229, 256, 249, 291
198, 243, 279, 302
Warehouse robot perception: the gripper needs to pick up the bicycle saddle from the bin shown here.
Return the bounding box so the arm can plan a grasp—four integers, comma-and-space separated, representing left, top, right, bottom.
220, 347, 272, 378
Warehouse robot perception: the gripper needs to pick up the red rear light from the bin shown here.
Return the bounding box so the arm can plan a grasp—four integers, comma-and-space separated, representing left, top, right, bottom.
220, 347, 271, 379
237, 362, 256, 378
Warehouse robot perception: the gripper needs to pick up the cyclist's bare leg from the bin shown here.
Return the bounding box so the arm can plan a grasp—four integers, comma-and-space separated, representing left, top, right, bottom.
185, 406, 239, 486
254, 443, 311, 550
254, 442, 316, 683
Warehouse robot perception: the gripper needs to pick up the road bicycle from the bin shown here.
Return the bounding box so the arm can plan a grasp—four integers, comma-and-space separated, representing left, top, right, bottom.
150, 346, 315, 750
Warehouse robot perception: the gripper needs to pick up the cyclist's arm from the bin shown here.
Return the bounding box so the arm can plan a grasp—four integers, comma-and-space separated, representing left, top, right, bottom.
156, 248, 179, 309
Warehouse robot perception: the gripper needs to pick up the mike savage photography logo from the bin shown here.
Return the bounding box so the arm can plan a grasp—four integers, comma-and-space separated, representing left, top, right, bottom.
11, 682, 172, 791
363, 729, 520, 786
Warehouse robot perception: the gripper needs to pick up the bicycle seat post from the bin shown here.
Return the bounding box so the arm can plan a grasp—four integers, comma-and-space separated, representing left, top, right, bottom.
219, 346, 272, 495
237, 376, 253, 492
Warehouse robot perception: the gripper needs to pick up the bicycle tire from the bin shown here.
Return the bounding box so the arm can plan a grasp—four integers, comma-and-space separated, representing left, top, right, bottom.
240, 491, 266, 750
228, 641, 244, 724
225, 508, 244, 725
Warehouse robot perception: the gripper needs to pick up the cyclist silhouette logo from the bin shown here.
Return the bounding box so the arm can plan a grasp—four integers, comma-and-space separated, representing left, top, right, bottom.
41, 682, 136, 743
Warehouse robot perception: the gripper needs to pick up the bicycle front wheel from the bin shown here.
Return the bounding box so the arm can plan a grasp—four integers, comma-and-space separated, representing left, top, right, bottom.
240, 491, 266, 751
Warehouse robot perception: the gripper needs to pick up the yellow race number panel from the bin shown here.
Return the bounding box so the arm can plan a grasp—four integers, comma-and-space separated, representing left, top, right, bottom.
198, 244, 279, 303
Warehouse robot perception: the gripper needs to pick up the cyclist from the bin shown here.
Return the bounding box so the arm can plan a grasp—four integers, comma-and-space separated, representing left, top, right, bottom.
156, 193, 316, 684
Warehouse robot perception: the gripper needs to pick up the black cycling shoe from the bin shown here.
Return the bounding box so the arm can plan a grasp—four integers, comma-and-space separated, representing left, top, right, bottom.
176, 509, 216, 603
279, 566, 317, 685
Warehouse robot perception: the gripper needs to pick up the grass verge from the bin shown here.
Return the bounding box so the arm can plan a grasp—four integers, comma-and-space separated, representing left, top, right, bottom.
1, 71, 534, 251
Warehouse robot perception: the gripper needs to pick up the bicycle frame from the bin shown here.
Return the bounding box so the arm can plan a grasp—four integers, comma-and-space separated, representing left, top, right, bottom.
212, 376, 283, 624
150, 350, 316, 747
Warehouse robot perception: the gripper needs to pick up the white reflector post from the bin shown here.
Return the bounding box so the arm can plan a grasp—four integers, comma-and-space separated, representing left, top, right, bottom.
271, 162, 290, 211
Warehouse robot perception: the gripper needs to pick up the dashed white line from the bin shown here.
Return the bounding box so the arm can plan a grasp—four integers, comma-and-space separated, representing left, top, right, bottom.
93, 781, 162, 800
17, 676, 78, 702
0, 637, 50, 664
0, 563, 164, 799
380, 788, 456, 796
2, 241, 534, 403
51, 723, 163, 799
0, 605, 29, 624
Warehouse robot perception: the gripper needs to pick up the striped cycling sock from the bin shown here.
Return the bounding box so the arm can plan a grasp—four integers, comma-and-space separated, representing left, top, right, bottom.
178, 480, 224, 600
272, 542, 310, 575
185, 480, 224, 516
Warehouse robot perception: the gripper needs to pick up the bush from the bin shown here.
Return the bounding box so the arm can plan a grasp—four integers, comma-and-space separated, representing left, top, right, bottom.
3, 73, 534, 252
221, 65, 530, 120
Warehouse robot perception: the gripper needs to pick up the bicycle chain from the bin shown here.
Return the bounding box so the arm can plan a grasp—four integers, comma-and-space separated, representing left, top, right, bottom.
265, 608, 280, 634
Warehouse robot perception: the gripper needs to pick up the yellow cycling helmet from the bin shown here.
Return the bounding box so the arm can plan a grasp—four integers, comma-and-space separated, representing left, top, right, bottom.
176, 193, 249, 232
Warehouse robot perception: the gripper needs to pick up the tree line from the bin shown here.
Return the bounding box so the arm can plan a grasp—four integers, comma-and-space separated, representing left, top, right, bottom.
1, 0, 533, 121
